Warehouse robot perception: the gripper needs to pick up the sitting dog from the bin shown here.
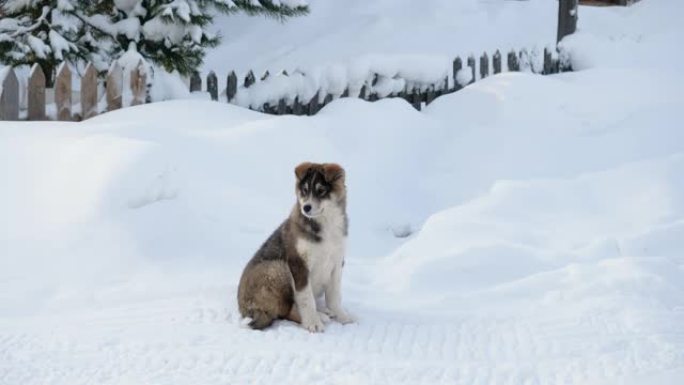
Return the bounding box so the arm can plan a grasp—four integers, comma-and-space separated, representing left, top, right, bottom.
238, 162, 354, 332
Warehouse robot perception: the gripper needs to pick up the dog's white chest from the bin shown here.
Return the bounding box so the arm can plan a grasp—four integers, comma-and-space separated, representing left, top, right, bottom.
296, 206, 346, 298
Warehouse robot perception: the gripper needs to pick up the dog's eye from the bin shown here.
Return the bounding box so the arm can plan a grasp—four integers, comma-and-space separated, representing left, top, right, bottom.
316, 186, 327, 196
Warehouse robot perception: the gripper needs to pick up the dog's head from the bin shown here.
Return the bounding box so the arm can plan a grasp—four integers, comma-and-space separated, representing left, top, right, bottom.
294, 162, 346, 218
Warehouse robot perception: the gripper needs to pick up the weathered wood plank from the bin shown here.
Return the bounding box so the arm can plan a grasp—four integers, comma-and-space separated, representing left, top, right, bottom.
28, 64, 46, 120
106, 62, 123, 112
493, 50, 502, 74
0, 68, 19, 121
244, 71, 256, 88
308, 91, 319, 115
453, 57, 463, 92
80, 62, 98, 119
55, 63, 72, 121
425, 85, 436, 105
480, 52, 489, 79
130, 60, 147, 106
190, 71, 201, 92
359, 84, 368, 100
206, 70, 218, 101
519, 49, 530, 72
508, 50, 519, 71
293, 96, 303, 115
543, 47, 553, 75
226, 71, 237, 102
411, 87, 421, 111
277, 98, 286, 115
467, 55, 476, 85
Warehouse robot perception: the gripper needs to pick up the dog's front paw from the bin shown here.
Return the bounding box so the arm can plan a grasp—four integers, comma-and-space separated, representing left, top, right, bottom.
302, 315, 325, 333
317, 310, 331, 324
331, 309, 356, 324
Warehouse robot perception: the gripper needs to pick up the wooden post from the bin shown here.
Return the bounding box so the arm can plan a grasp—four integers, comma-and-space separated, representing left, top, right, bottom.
467, 55, 476, 85
244, 71, 256, 88
493, 50, 502, 74
55, 63, 72, 121
508, 50, 519, 71
130, 60, 147, 106
226, 71, 237, 103
28, 64, 46, 120
0, 68, 19, 121
190, 71, 201, 92
206, 71, 218, 101
557, 0, 578, 43
480, 52, 489, 79
80, 62, 98, 119
452, 57, 462, 92
106, 62, 123, 111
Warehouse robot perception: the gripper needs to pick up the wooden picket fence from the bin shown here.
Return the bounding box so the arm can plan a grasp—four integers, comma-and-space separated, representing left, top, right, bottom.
0, 0, 579, 122
0, 60, 148, 121
189, 47, 565, 116
1, 47, 565, 121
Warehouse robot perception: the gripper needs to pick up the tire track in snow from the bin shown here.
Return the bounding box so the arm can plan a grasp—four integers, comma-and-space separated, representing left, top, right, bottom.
1, 299, 683, 385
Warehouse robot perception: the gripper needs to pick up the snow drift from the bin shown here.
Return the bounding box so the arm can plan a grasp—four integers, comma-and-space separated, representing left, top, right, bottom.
2, 0, 684, 384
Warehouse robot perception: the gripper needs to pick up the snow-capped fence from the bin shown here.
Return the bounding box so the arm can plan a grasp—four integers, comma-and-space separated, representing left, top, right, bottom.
1, 48, 566, 121
0, 60, 147, 121
189, 47, 565, 115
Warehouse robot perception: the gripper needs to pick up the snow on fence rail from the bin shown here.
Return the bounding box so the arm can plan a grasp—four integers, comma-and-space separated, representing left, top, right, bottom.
0, 48, 566, 121
0, 60, 147, 121
190, 47, 566, 116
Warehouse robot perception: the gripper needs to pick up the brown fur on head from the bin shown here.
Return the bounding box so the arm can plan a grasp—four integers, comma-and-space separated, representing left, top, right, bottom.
295, 162, 314, 181
294, 162, 346, 217
295, 162, 345, 185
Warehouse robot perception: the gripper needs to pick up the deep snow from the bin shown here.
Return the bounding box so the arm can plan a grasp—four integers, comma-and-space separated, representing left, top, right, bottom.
2, 0, 684, 384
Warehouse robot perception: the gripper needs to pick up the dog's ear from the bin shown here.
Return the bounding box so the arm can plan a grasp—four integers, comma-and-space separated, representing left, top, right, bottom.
322, 163, 345, 184
295, 162, 313, 181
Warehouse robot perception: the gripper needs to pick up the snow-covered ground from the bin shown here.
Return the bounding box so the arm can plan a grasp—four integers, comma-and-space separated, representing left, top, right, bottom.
2, 0, 684, 384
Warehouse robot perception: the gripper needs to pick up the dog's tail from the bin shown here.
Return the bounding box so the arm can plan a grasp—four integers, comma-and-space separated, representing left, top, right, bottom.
246, 309, 275, 330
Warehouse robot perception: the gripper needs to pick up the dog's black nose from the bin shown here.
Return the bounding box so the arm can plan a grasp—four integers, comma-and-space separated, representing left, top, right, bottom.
303, 204, 312, 213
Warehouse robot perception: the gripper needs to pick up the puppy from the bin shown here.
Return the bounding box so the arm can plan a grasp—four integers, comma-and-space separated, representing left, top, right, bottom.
238, 162, 354, 332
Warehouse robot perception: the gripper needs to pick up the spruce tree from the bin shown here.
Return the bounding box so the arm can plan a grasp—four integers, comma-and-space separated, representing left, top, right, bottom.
0, 0, 86, 85
1, 0, 309, 79
80, 0, 310, 76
